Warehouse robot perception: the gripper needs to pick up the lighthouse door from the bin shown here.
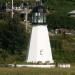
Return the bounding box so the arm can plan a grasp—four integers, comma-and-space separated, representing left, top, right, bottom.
40, 49, 47, 59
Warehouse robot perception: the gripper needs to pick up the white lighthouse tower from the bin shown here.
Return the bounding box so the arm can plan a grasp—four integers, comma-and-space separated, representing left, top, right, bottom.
27, 0, 54, 64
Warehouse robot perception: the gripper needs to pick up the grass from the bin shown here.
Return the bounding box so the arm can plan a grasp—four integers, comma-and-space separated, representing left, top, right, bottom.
0, 67, 75, 75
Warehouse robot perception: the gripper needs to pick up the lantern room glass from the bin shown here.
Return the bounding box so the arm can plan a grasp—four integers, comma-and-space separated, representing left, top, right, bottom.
32, 12, 46, 24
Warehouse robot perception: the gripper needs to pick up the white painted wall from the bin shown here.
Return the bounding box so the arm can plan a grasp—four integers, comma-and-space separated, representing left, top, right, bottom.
27, 25, 54, 63
16, 64, 55, 68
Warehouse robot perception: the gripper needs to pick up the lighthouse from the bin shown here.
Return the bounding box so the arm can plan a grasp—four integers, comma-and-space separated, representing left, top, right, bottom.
27, 0, 54, 64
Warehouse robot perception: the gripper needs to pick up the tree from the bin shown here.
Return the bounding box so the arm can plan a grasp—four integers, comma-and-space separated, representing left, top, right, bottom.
0, 14, 29, 63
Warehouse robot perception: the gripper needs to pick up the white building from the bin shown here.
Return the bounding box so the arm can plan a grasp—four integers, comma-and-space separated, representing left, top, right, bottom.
68, 10, 75, 17
27, 0, 54, 64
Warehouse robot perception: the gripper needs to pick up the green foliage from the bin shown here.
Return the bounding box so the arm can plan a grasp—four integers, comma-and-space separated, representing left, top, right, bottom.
0, 14, 29, 63
47, 15, 75, 30
44, 0, 75, 30
1, 0, 75, 64
45, 0, 75, 16
50, 35, 75, 63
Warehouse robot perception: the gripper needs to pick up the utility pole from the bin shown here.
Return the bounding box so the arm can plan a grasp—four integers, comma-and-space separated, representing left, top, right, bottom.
25, 7, 28, 31
11, 0, 14, 18
6, 2, 7, 11
24, 2, 28, 31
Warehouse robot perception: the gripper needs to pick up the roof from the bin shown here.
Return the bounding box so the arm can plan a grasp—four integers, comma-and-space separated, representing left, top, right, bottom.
32, 5, 45, 13
68, 10, 75, 14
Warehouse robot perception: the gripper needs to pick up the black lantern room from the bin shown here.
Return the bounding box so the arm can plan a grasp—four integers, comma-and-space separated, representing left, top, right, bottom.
32, 1, 46, 25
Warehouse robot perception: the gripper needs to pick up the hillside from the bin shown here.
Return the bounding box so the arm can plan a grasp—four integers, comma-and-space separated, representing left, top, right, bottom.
50, 35, 75, 63
45, 0, 75, 16
44, 0, 75, 29
0, 0, 75, 64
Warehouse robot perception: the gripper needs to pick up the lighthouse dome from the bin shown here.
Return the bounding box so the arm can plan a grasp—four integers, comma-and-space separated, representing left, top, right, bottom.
32, 5, 45, 13
32, 5, 46, 25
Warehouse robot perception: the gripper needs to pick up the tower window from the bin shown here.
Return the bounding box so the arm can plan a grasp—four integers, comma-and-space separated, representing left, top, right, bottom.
40, 50, 44, 55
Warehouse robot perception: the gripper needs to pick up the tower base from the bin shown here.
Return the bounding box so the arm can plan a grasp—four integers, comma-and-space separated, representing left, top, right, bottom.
27, 25, 54, 64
